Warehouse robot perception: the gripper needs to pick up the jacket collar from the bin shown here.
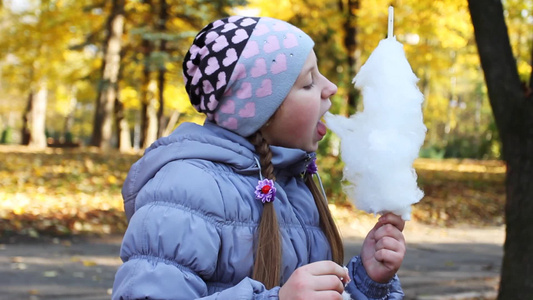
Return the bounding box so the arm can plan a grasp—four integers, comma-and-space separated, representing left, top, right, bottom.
203, 121, 315, 177
123, 121, 316, 220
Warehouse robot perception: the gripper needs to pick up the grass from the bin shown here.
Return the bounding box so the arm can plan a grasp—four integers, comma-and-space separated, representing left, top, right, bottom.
412, 158, 505, 226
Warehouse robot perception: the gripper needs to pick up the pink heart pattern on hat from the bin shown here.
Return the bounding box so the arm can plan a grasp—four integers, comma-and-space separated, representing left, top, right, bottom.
236, 82, 252, 99
216, 72, 227, 90
222, 22, 237, 33
221, 117, 238, 130
271, 54, 287, 74
183, 17, 259, 115
263, 35, 280, 53
220, 100, 235, 114
213, 35, 229, 52
222, 48, 238, 66
202, 80, 214, 94
240, 18, 257, 27
283, 33, 299, 49
251, 58, 267, 78
239, 102, 255, 118
256, 79, 272, 98
232, 29, 249, 44
183, 16, 314, 137
242, 41, 259, 58
205, 57, 220, 75
231, 63, 246, 81
253, 24, 269, 36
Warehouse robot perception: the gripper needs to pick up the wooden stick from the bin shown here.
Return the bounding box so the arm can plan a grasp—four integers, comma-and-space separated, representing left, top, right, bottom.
388, 6, 394, 39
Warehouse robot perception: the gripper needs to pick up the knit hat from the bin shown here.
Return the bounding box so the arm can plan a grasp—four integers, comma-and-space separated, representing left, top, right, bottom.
183, 16, 315, 137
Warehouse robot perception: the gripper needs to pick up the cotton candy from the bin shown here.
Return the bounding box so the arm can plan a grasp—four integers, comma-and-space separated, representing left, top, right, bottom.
325, 36, 426, 220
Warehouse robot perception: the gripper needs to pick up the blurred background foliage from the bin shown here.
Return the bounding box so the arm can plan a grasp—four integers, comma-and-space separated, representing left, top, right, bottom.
1, 0, 531, 157
0, 0, 530, 237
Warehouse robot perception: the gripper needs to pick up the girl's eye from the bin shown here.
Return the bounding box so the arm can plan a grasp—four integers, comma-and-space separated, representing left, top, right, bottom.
303, 82, 315, 90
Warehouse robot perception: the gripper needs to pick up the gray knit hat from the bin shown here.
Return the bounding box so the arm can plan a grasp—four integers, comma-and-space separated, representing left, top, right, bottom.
183, 16, 314, 137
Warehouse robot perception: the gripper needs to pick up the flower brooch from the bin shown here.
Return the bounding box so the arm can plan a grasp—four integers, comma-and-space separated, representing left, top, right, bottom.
306, 157, 318, 175
255, 178, 276, 203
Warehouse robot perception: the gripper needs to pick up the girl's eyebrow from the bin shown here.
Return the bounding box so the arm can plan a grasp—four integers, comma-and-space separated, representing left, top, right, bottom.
305, 65, 315, 74
302, 65, 315, 79
296, 65, 314, 82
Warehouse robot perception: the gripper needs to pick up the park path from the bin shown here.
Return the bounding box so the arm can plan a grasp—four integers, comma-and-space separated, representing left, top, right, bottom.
343, 222, 504, 299
0, 222, 504, 300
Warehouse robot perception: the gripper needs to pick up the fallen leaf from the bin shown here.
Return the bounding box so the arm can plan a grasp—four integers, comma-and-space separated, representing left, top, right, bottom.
11, 256, 23, 263
82, 260, 97, 267
43, 270, 58, 277
28, 289, 40, 295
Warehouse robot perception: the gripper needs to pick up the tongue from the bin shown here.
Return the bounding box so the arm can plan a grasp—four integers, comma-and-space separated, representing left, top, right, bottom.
317, 122, 327, 136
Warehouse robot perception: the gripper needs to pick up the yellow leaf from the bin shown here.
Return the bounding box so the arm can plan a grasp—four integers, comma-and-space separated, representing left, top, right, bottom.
43, 270, 58, 277
11, 256, 23, 263
12, 207, 24, 215
28, 289, 40, 295
82, 260, 97, 267
107, 175, 118, 185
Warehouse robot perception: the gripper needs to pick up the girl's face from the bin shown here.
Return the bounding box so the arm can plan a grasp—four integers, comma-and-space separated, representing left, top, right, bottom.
261, 50, 337, 152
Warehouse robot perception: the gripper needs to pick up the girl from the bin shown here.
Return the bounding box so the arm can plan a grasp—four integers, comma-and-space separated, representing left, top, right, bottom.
113, 16, 405, 299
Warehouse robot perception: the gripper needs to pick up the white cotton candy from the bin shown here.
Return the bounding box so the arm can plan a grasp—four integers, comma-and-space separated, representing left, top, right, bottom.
325, 37, 426, 221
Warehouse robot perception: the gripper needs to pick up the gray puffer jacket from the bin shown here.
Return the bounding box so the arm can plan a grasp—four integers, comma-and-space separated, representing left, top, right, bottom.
112, 121, 403, 299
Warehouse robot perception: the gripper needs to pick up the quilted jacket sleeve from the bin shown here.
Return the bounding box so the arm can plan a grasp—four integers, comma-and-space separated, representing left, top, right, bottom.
344, 256, 404, 300
112, 160, 278, 300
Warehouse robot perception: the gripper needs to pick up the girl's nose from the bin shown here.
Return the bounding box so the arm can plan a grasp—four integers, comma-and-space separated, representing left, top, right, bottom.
322, 76, 338, 99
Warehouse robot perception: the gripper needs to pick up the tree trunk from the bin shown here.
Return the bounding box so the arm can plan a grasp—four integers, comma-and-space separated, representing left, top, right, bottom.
157, 67, 166, 137
143, 89, 158, 149
340, 0, 360, 116
139, 0, 156, 148
21, 91, 33, 145
162, 110, 180, 137
22, 82, 48, 149
140, 72, 158, 149
529, 37, 533, 93
467, 0, 533, 298
157, 0, 168, 138
91, 0, 125, 149
114, 53, 131, 153
115, 97, 132, 152
63, 88, 77, 144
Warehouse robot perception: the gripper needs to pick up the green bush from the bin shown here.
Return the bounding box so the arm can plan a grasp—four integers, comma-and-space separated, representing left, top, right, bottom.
1, 127, 13, 144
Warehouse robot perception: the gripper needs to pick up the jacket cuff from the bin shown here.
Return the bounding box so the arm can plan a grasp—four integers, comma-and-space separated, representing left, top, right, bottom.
258, 286, 280, 299
345, 256, 393, 299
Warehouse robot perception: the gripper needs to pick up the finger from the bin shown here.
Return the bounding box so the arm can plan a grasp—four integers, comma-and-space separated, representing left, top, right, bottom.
305, 260, 347, 279
313, 290, 344, 300
312, 274, 345, 294
374, 224, 405, 243
341, 266, 351, 284
375, 248, 404, 270
379, 213, 406, 231
375, 236, 405, 253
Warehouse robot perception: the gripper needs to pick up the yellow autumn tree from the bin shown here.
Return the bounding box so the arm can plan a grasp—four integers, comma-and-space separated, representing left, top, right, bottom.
0, 0, 103, 147
239, 0, 497, 158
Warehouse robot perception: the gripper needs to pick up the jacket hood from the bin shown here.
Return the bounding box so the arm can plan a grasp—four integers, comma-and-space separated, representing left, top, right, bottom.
122, 121, 315, 220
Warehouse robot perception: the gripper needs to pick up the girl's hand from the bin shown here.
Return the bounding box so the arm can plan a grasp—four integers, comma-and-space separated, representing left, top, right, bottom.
279, 260, 350, 300
361, 213, 406, 283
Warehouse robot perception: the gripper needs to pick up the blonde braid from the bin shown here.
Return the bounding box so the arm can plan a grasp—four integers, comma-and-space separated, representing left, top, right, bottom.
304, 173, 345, 265
248, 131, 281, 289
